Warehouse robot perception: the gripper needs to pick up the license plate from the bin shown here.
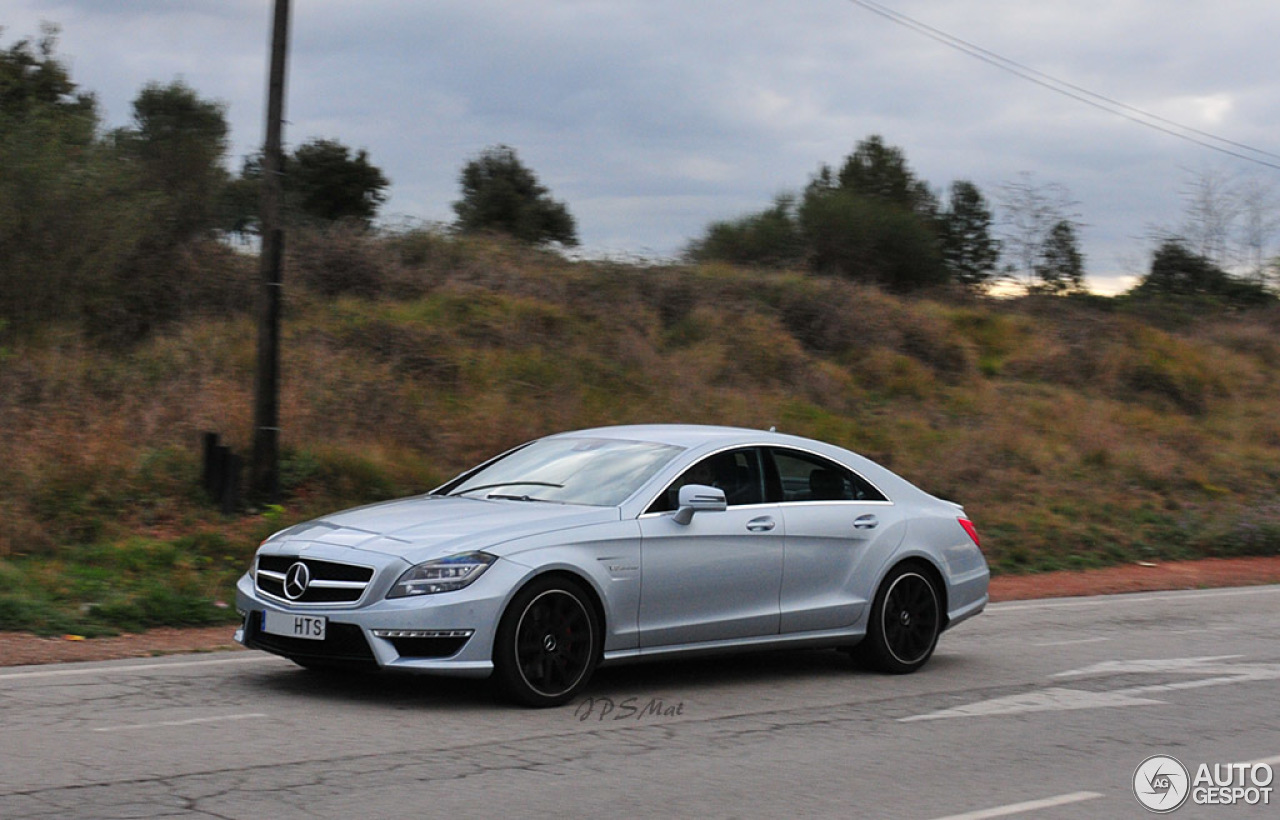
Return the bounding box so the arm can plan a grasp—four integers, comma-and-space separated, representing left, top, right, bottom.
263, 611, 327, 641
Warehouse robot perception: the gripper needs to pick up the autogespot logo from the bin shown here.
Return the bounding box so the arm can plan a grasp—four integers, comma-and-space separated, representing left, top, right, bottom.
1134, 754, 1276, 812
1134, 755, 1190, 813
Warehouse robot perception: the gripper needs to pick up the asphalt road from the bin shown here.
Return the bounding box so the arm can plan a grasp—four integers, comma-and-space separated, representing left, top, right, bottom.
1, 585, 1278, 819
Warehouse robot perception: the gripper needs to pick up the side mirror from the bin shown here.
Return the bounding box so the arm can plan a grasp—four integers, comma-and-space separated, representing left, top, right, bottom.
672, 484, 727, 525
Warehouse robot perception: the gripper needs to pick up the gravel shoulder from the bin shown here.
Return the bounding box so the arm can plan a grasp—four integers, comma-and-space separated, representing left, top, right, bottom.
2, 556, 1278, 668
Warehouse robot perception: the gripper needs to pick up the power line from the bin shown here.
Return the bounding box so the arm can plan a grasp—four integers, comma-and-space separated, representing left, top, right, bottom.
846, 0, 1280, 172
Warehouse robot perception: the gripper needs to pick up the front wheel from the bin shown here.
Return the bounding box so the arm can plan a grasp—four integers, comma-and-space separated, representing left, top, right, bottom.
856, 562, 942, 674
493, 576, 601, 707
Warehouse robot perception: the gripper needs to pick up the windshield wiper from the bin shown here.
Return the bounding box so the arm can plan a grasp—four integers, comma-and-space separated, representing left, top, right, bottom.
485, 493, 546, 502
451, 481, 564, 497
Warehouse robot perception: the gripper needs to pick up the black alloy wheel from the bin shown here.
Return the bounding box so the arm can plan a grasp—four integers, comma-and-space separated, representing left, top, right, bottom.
858, 562, 942, 674
494, 576, 600, 707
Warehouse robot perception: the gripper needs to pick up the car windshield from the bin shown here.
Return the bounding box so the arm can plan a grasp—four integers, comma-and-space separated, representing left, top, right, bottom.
443, 437, 684, 507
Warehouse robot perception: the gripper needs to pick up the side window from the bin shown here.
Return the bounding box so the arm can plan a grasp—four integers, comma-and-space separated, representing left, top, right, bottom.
768, 449, 887, 503
646, 448, 766, 513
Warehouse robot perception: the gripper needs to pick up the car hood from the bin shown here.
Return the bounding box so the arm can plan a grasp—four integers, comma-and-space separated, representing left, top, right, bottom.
263, 495, 620, 564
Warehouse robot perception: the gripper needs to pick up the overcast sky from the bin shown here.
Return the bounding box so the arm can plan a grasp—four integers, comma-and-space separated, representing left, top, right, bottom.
7, 0, 1280, 291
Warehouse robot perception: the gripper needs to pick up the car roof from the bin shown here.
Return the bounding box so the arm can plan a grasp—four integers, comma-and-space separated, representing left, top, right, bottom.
547, 423, 821, 451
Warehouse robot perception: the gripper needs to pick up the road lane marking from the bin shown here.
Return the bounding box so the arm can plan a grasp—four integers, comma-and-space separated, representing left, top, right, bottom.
901, 687, 1165, 721
928, 790, 1104, 820
1032, 636, 1111, 647
93, 713, 267, 732
903, 656, 1280, 721
0, 655, 279, 682
1051, 655, 1244, 678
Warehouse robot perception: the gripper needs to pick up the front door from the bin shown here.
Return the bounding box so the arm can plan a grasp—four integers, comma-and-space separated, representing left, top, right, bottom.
637, 448, 783, 648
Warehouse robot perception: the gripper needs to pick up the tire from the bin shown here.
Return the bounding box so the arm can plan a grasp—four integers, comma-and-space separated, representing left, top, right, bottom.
857, 562, 942, 674
493, 576, 601, 707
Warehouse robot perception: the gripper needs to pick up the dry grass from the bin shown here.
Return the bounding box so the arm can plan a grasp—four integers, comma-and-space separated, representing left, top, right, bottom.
2, 229, 1279, 631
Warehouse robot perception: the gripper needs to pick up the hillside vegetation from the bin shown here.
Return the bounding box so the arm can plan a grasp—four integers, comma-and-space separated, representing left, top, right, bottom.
2, 229, 1279, 635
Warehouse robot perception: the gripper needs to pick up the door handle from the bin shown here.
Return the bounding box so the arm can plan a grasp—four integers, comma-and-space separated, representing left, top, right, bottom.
746, 516, 776, 532
853, 514, 879, 530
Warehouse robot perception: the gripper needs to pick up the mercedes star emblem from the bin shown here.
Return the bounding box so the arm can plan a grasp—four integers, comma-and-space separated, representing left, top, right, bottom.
283, 561, 311, 601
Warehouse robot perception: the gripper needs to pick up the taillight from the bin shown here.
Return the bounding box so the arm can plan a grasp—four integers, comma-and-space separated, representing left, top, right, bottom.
958, 517, 981, 548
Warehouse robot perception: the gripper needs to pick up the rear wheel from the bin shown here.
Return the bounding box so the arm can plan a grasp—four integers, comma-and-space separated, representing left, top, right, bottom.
493, 576, 600, 707
857, 562, 941, 674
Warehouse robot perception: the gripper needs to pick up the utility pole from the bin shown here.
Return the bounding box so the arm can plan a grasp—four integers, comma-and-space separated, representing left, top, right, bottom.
251, 0, 290, 503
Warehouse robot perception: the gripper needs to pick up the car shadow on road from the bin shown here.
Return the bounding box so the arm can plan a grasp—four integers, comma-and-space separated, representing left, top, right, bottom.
246, 646, 922, 709
584, 647, 884, 698
251, 663, 500, 708
243, 645, 978, 714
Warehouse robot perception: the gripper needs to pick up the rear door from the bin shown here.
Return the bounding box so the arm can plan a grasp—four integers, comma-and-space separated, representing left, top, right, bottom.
768, 447, 905, 633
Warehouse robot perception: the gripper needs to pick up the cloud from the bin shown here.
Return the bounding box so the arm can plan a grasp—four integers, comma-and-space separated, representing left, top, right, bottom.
8, 0, 1280, 289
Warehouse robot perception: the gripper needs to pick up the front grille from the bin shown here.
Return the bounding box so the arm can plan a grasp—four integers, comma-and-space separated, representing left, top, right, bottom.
244, 611, 377, 668
255, 555, 375, 605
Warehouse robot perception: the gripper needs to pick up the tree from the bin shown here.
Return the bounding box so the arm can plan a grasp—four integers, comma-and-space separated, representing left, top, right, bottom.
118, 80, 230, 239
1033, 221, 1085, 293
0, 26, 106, 327
939, 180, 1000, 289
685, 194, 805, 268
688, 135, 998, 291
0, 31, 251, 342
835, 134, 937, 218
1131, 240, 1270, 305
1177, 166, 1238, 268
996, 173, 1084, 292
798, 136, 945, 290
1136, 241, 1226, 297
289, 138, 389, 225
453, 145, 577, 246
67, 80, 239, 341
226, 139, 390, 233
687, 136, 949, 288
1166, 166, 1280, 288
799, 187, 946, 291
1236, 176, 1280, 286
0, 24, 96, 121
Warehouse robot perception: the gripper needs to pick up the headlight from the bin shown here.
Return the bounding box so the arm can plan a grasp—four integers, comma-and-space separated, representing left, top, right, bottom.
387, 552, 496, 598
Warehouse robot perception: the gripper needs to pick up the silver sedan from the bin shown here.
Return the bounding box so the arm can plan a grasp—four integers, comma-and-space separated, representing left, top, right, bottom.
235, 424, 989, 706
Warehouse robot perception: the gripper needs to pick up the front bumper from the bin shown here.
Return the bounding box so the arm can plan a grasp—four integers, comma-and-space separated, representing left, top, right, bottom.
234, 556, 532, 678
